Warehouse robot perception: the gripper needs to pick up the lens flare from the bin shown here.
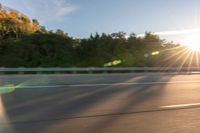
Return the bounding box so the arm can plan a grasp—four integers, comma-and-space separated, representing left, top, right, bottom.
0, 85, 15, 95
182, 34, 200, 51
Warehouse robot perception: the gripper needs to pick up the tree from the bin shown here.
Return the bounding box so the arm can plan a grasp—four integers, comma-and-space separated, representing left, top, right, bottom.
111, 32, 126, 39
0, 5, 181, 67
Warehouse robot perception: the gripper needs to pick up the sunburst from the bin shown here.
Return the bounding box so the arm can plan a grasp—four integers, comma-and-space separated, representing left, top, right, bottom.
182, 34, 200, 51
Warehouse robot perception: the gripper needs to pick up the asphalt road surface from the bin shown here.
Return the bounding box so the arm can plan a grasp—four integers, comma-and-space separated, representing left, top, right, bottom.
1, 73, 200, 133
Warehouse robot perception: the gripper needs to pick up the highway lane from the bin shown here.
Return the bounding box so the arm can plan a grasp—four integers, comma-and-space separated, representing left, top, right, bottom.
1, 73, 200, 133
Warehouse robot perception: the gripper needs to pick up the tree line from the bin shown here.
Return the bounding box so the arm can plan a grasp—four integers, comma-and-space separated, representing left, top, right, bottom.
1, 6, 193, 68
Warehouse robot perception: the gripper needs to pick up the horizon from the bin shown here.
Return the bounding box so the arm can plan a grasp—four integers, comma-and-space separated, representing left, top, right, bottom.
2, 0, 200, 44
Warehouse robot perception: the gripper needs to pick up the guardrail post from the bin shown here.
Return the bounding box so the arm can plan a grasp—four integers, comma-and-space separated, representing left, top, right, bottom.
87, 68, 93, 74
72, 70, 77, 74
18, 71, 24, 74
103, 70, 107, 74
36, 71, 43, 74
54, 71, 61, 74
144, 67, 148, 73
0, 72, 5, 75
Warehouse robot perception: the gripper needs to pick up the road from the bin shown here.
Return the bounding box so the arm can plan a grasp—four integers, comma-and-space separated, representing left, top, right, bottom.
1, 73, 200, 133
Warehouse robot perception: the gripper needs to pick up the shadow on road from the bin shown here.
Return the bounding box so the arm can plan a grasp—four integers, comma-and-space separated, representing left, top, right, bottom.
0, 74, 174, 133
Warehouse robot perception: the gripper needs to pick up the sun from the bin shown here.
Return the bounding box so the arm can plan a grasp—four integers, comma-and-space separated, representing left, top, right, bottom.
182, 34, 200, 51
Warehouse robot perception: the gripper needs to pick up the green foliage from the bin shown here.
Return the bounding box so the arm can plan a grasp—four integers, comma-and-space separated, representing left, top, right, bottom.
0, 7, 183, 68
0, 31, 180, 67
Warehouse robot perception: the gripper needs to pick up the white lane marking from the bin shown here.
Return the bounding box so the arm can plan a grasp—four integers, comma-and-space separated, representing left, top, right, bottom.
13, 80, 200, 88
160, 103, 200, 109
17, 85, 69, 89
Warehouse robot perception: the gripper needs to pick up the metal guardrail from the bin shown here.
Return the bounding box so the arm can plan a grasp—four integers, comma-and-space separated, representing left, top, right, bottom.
0, 67, 200, 74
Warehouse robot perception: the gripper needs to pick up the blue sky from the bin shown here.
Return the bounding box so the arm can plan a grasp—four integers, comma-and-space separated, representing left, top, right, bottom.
2, 0, 200, 42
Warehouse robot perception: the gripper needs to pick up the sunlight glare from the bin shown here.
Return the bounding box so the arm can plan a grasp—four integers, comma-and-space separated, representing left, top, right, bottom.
182, 34, 200, 51
0, 96, 13, 132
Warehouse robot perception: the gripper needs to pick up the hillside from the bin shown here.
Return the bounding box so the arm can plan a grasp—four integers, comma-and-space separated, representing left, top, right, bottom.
0, 5, 184, 68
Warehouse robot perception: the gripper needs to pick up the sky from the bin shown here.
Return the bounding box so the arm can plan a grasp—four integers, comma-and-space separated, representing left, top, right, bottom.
2, 0, 200, 42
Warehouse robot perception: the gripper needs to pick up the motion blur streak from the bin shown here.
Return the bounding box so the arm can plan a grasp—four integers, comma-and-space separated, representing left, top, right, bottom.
0, 96, 13, 132
0, 97, 5, 119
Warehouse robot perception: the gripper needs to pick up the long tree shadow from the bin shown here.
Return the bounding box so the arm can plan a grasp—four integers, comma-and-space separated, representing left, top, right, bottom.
87, 76, 173, 133
1, 74, 174, 133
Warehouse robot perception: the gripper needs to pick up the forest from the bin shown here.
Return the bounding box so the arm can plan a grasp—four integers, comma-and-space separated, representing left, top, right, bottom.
1, 5, 192, 68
